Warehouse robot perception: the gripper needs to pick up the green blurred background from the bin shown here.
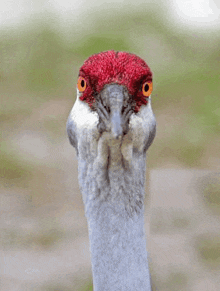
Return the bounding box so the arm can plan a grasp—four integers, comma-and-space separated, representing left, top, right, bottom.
1, 1, 220, 290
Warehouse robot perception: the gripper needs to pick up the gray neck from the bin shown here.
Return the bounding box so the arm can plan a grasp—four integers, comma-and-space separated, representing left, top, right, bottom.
87, 201, 151, 291
78, 146, 151, 291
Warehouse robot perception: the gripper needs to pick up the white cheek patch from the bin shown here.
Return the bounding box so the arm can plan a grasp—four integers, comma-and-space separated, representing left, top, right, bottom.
76, 88, 82, 100
70, 89, 98, 131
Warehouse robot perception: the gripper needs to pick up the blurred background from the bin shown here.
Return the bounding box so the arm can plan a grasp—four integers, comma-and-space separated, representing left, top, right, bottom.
1, 0, 220, 290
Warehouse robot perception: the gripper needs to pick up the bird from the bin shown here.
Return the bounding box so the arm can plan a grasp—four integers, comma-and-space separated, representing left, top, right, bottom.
67, 50, 156, 291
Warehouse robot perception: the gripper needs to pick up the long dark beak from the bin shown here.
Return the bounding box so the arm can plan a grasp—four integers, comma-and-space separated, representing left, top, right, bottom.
111, 107, 123, 139
97, 84, 131, 139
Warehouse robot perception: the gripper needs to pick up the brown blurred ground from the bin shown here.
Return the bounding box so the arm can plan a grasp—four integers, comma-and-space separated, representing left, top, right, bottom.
1, 139, 219, 290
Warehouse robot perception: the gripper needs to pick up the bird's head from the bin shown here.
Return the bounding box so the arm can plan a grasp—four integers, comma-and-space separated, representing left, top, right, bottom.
76, 50, 153, 139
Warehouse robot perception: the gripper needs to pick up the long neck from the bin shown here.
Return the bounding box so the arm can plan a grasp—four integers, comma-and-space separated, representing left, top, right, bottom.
87, 202, 151, 291
78, 133, 151, 291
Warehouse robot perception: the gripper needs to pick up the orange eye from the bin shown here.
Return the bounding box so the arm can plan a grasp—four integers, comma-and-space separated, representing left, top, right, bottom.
142, 81, 153, 97
77, 77, 86, 92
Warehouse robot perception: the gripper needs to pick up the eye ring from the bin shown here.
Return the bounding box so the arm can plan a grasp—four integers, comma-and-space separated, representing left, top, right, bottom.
77, 77, 86, 92
142, 81, 153, 97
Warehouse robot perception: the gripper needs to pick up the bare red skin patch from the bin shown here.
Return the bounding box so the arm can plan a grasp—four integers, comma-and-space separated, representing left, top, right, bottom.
78, 50, 152, 112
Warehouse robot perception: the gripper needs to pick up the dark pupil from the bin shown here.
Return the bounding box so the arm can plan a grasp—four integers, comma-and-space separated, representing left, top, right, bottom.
144, 84, 149, 92
81, 80, 85, 87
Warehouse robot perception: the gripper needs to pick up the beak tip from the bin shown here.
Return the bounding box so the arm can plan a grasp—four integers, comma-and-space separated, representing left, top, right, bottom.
111, 112, 123, 139
114, 134, 122, 140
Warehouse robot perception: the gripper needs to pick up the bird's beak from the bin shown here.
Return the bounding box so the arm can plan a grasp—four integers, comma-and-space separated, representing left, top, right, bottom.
111, 106, 123, 139
98, 84, 131, 139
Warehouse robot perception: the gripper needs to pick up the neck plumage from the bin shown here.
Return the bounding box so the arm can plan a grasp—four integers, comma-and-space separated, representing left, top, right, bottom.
78, 132, 151, 291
